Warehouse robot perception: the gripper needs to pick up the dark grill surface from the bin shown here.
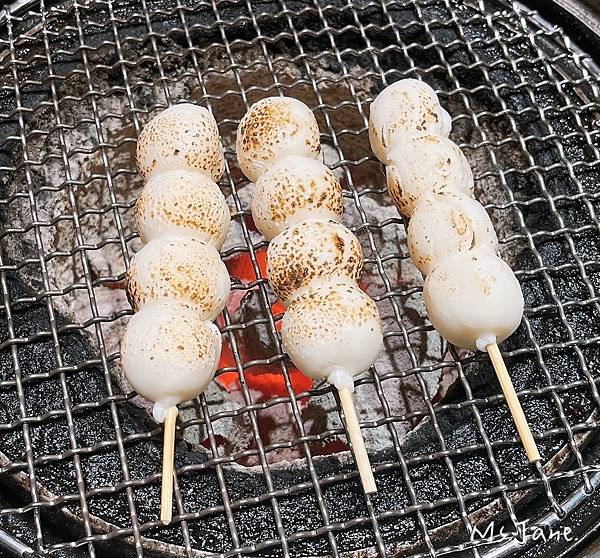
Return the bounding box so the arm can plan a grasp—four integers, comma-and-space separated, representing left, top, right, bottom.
0, 0, 600, 557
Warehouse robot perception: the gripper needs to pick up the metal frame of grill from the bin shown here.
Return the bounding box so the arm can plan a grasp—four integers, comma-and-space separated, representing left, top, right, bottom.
0, 0, 600, 556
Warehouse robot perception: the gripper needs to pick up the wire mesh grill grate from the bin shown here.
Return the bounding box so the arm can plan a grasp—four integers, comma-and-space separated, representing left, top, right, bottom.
0, 0, 600, 556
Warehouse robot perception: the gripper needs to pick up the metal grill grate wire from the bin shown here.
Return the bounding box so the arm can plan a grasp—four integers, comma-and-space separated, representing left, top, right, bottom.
0, 0, 599, 556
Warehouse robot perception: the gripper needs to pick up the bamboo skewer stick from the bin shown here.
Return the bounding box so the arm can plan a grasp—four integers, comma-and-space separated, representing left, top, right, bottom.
160, 406, 179, 524
338, 388, 377, 494
487, 342, 540, 463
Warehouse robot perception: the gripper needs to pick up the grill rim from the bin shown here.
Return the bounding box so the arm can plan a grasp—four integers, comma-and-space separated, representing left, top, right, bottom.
525, 0, 600, 60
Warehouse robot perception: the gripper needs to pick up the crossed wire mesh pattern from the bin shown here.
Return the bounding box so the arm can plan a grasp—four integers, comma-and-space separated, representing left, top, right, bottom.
0, 0, 600, 556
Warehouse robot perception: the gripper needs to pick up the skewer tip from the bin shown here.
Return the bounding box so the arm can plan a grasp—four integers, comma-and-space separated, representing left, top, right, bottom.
486, 342, 541, 464
338, 387, 377, 495
160, 406, 179, 525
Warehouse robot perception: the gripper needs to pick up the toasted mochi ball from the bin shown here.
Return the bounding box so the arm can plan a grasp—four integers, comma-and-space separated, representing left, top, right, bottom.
121, 301, 221, 422
136, 104, 224, 182
252, 156, 343, 241
408, 192, 498, 275
267, 220, 363, 305
423, 252, 524, 351
386, 134, 473, 217
135, 170, 230, 248
282, 282, 383, 383
369, 79, 452, 164
126, 236, 230, 320
236, 97, 321, 182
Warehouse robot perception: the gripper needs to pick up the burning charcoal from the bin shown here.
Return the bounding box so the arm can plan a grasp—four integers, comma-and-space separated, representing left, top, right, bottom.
235, 289, 280, 363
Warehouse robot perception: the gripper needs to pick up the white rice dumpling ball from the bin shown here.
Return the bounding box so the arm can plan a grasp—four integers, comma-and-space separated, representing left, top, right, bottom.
126, 236, 230, 321
282, 282, 383, 386
135, 169, 230, 248
369, 79, 451, 164
267, 219, 363, 305
236, 97, 321, 182
423, 252, 523, 351
407, 192, 498, 275
121, 301, 221, 422
386, 133, 473, 217
136, 104, 224, 181
251, 156, 343, 241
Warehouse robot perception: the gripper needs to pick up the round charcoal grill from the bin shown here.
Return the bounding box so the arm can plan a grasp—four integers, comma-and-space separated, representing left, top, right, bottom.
1, 0, 600, 557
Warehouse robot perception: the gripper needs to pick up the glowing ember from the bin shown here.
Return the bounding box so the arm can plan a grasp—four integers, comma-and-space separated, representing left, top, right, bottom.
216, 339, 313, 398
226, 247, 268, 283
220, 248, 313, 398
